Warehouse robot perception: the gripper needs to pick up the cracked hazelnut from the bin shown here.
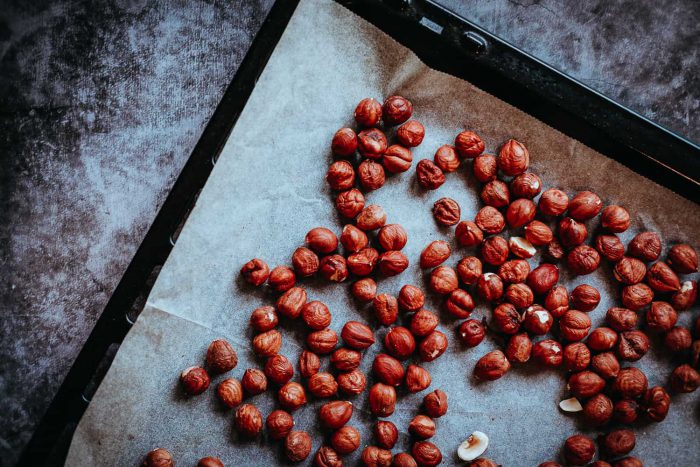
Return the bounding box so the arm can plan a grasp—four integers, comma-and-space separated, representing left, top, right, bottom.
409, 415, 436, 439
511, 172, 542, 199
384, 326, 416, 360
434, 145, 460, 172
601, 430, 635, 458
250, 306, 278, 332
527, 263, 559, 295
524, 220, 553, 246
277, 287, 307, 319
505, 283, 534, 308
292, 247, 320, 277
473, 154, 498, 182
337, 369, 366, 395
605, 307, 637, 332
432, 197, 461, 226
207, 339, 238, 374
595, 234, 625, 262
474, 350, 510, 380
612, 367, 648, 398
397, 120, 425, 147
143, 448, 173, 467
330, 348, 361, 372
352, 278, 377, 302
667, 243, 698, 273
266, 410, 294, 440
359, 159, 386, 191
399, 285, 425, 311
378, 250, 409, 276
341, 321, 375, 349
265, 354, 294, 385
492, 302, 521, 334
563, 434, 595, 466
457, 256, 483, 284
601, 205, 630, 232
475, 207, 505, 234
374, 293, 399, 326
533, 339, 563, 366
355, 98, 382, 127
455, 221, 484, 247
412, 442, 442, 467
420, 240, 451, 268
570, 284, 600, 312
234, 403, 263, 438
613, 257, 646, 284
335, 188, 365, 219
306, 328, 338, 354
331, 127, 358, 156
498, 139, 529, 175
347, 247, 379, 276
341, 224, 369, 253
568, 191, 602, 220
669, 364, 700, 393
362, 446, 393, 467
645, 301, 677, 332
459, 319, 486, 347
375, 420, 399, 449
671, 280, 697, 310
419, 330, 448, 362
583, 393, 613, 426
509, 236, 536, 259
241, 258, 270, 286
241, 368, 267, 395
621, 283, 653, 310
320, 254, 349, 282
369, 383, 397, 417
331, 426, 361, 454
319, 400, 353, 429
383, 95, 412, 125
383, 144, 413, 173
378, 224, 408, 250
506, 198, 537, 228
314, 447, 341, 467
567, 245, 600, 275
416, 159, 446, 190
278, 382, 307, 411
180, 366, 210, 396
430, 266, 459, 295
506, 332, 533, 363
285, 431, 312, 462
423, 389, 448, 417
564, 342, 591, 372
252, 329, 282, 357
309, 372, 338, 398
301, 301, 332, 330
480, 236, 509, 266
613, 399, 639, 424
522, 305, 553, 335
646, 261, 680, 292
455, 130, 485, 158
358, 128, 388, 159
616, 330, 650, 361
326, 160, 356, 191
591, 352, 620, 379
628, 231, 662, 262
373, 353, 405, 386
587, 327, 618, 352
356, 204, 387, 231
558, 217, 587, 247
480, 180, 510, 208
664, 325, 692, 353
569, 370, 605, 399
406, 364, 432, 392
268, 265, 296, 292
642, 386, 670, 421
498, 259, 530, 283
477, 273, 504, 302
544, 285, 569, 318
299, 350, 321, 378
539, 188, 569, 216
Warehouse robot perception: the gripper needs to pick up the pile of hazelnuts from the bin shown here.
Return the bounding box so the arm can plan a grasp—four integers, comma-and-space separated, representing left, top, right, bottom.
142, 95, 699, 467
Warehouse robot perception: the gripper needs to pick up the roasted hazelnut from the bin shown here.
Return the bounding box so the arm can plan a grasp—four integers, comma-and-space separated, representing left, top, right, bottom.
278, 382, 307, 411
664, 325, 692, 353
671, 280, 697, 310
412, 442, 442, 467
532, 339, 563, 367
474, 350, 510, 380
506, 198, 536, 228
509, 236, 536, 259
326, 160, 356, 191
667, 243, 698, 273
455, 130, 485, 158
498, 139, 529, 176
568, 370, 605, 399
570, 284, 600, 312
234, 403, 263, 438
319, 400, 353, 429
337, 369, 367, 395
384, 326, 416, 360
473, 154, 497, 182
292, 247, 320, 277
617, 331, 650, 361
142, 448, 173, 467
646, 261, 680, 292
362, 446, 393, 467
612, 367, 648, 398
587, 327, 618, 352
332, 127, 359, 156
397, 120, 425, 147
563, 342, 591, 372
197, 457, 224, 467
241, 258, 270, 286
356, 204, 387, 231
358, 128, 388, 159
252, 329, 282, 357
266, 409, 295, 440
506, 332, 533, 363
423, 389, 448, 417
217, 378, 243, 408
480, 236, 509, 266
605, 307, 638, 332
457, 256, 483, 284
416, 159, 446, 190
527, 263, 559, 295
180, 367, 210, 395
405, 364, 432, 392
314, 447, 342, 467
601, 429, 636, 458
476, 273, 504, 302
241, 368, 267, 395
524, 220, 553, 246
419, 330, 449, 362
432, 197, 461, 226
330, 348, 362, 371
306, 328, 339, 354
595, 234, 626, 262
408, 415, 436, 439
299, 350, 321, 378
641, 386, 670, 421
331, 426, 361, 454
335, 188, 365, 219
563, 434, 595, 466
207, 339, 238, 374
341, 321, 375, 349
420, 240, 451, 268
545, 238, 566, 261
628, 231, 662, 262
347, 247, 379, 276
285, 430, 313, 462
601, 205, 630, 233
621, 283, 654, 310
480, 180, 510, 208
539, 188, 569, 216
268, 265, 296, 292
341, 224, 369, 253
613, 399, 639, 424
378, 224, 408, 250
429, 266, 459, 295
265, 354, 294, 385
374, 293, 399, 326
355, 97, 382, 127
398, 285, 425, 311
458, 319, 486, 347
613, 257, 647, 284
383, 95, 413, 125
375, 420, 399, 449
497, 259, 530, 283
320, 254, 349, 282
309, 372, 338, 398
277, 286, 307, 319
591, 352, 620, 379
492, 302, 521, 334
383, 144, 414, 173
378, 250, 409, 276
558, 217, 587, 247
475, 206, 505, 234
567, 245, 600, 275
434, 144, 460, 172
544, 285, 569, 318
613, 457, 643, 467
583, 393, 613, 426
352, 278, 378, 302
456, 221, 484, 247
358, 159, 386, 191
645, 301, 677, 332
505, 283, 534, 309
373, 353, 405, 386
568, 191, 602, 221
369, 383, 397, 417
669, 364, 700, 393
510, 172, 542, 199
522, 305, 553, 335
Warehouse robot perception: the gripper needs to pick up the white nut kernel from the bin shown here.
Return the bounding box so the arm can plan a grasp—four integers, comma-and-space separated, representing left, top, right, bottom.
457, 431, 489, 461
509, 237, 536, 258
559, 397, 583, 412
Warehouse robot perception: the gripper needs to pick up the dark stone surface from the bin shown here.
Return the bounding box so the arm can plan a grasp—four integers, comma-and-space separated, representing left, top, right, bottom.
0, 0, 696, 464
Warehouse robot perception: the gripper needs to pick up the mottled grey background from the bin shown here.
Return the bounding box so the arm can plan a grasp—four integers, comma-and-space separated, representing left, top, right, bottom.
0, 0, 697, 464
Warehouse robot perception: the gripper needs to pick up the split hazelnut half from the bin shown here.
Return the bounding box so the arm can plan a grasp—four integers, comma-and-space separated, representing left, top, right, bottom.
457, 431, 489, 461
559, 397, 583, 412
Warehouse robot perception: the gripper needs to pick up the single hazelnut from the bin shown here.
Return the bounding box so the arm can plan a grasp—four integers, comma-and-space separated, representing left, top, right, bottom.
595, 234, 626, 262
398, 285, 425, 311
292, 247, 320, 277
410, 309, 440, 337
506, 198, 536, 228
669, 364, 700, 393
393, 453, 418, 467
545, 238, 566, 261
319, 400, 353, 429
563, 434, 595, 465
583, 393, 613, 426
532, 339, 563, 367
646, 261, 680, 292
568, 370, 605, 399
457, 256, 483, 285
384, 326, 416, 360
356, 204, 387, 231
419, 330, 448, 362
314, 447, 342, 467
397, 120, 425, 147
509, 237, 536, 259
217, 378, 243, 408
373, 353, 405, 386
628, 231, 662, 262
264, 354, 294, 385
358, 159, 386, 191
276, 286, 307, 319
241, 258, 270, 286
591, 352, 620, 380
299, 350, 321, 378
241, 368, 267, 395
567, 245, 601, 275
378, 224, 408, 250
570, 284, 600, 312
319, 254, 349, 282
373, 293, 399, 326
234, 403, 263, 438
383, 144, 414, 173
337, 368, 367, 395
355, 97, 382, 127
568, 191, 602, 220
341, 321, 375, 349
613, 257, 646, 284
498, 139, 529, 176
252, 329, 282, 357
587, 327, 618, 352
383, 95, 413, 125
429, 266, 459, 295
405, 364, 432, 392
663, 325, 692, 353
347, 247, 379, 276
524, 220, 553, 246
645, 301, 677, 332
601, 429, 636, 458
601, 205, 630, 232
539, 188, 569, 216
475, 206, 505, 234
620, 283, 653, 310
522, 305, 553, 335
558, 217, 587, 247
473, 154, 497, 182
308, 372, 338, 398
506, 332, 533, 363
613, 457, 643, 467
374, 420, 399, 449
544, 285, 569, 318
563, 342, 591, 372
326, 160, 356, 191
423, 389, 448, 417
538, 462, 563, 467
306, 328, 339, 354
474, 350, 511, 381
409, 415, 436, 439
455, 130, 485, 158
416, 159, 446, 190
510, 172, 542, 199
369, 383, 397, 417
278, 381, 307, 411
491, 302, 521, 334
476, 273, 504, 302
358, 128, 388, 159
527, 263, 559, 295
352, 278, 378, 302
330, 347, 362, 371
332, 127, 358, 156
362, 446, 393, 467
378, 250, 410, 276
412, 442, 442, 467
667, 243, 698, 273
340, 224, 369, 253
142, 448, 173, 467
285, 431, 313, 462
196, 457, 224, 467
268, 265, 296, 292
612, 367, 648, 398
331, 426, 361, 454
613, 399, 639, 424
605, 307, 638, 332
266, 409, 294, 440
497, 259, 530, 284
335, 188, 365, 219
420, 240, 451, 268
434, 144, 460, 172
480, 180, 510, 208
504, 283, 534, 309
559, 310, 592, 341
641, 386, 670, 421
432, 197, 461, 226
618, 329, 651, 361
671, 280, 697, 310
480, 236, 509, 266
206, 338, 238, 374
455, 221, 484, 247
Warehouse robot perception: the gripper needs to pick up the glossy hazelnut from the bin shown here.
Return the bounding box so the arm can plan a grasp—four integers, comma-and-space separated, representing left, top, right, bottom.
645, 301, 677, 332
234, 403, 263, 438
405, 364, 432, 393
498, 139, 529, 176
362, 446, 393, 467
667, 243, 698, 273
374, 420, 399, 449
341, 321, 375, 349
614, 399, 639, 424
285, 431, 313, 462
412, 442, 442, 467
455, 130, 485, 158
613, 457, 643, 467
570, 284, 600, 312
595, 234, 625, 262
319, 254, 349, 282
524, 220, 553, 246
458, 319, 486, 347
492, 302, 521, 334
505, 283, 534, 308
664, 325, 692, 352
646, 261, 680, 292
506, 198, 536, 228
335, 188, 365, 219
264, 354, 294, 385
567, 245, 600, 275
393, 453, 419, 467
455, 221, 484, 247
628, 231, 662, 262
475, 206, 505, 234
373, 353, 405, 386
292, 247, 320, 277
558, 217, 588, 247
612, 367, 648, 398
266, 409, 294, 440
337, 369, 367, 395
477, 273, 504, 302
420, 240, 451, 268
326, 160, 356, 191
416, 159, 446, 190
331, 426, 361, 454
591, 352, 620, 380
378, 250, 409, 276
613, 257, 646, 284
268, 265, 296, 292
352, 278, 378, 302
419, 330, 449, 362
434, 144, 460, 172
384, 326, 416, 360
601, 205, 630, 232
216, 378, 243, 409
506, 332, 533, 363
378, 224, 408, 250
330, 348, 362, 371
308, 372, 338, 398
527, 263, 559, 295
197, 457, 224, 467
480, 236, 509, 266
278, 382, 307, 411
522, 305, 553, 335
544, 285, 569, 318
601, 429, 636, 458
621, 283, 653, 310
276, 287, 307, 319
383, 144, 413, 173
587, 327, 618, 352
423, 389, 448, 417
583, 393, 613, 426
510, 172, 542, 199
568, 191, 602, 220
617, 330, 650, 361
241, 368, 267, 395
457, 257, 483, 285
474, 350, 511, 380
301, 301, 332, 331
563, 342, 591, 372
358, 128, 388, 159
241, 258, 270, 286
341, 224, 369, 253
142, 448, 173, 467
358, 159, 386, 191
480, 180, 510, 208
319, 401, 353, 429
299, 350, 321, 378
356, 204, 387, 231
313, 447, 342, 467
429, 266, 459, 295
473, 154, 497, 182
432, 197, 461, 226
397, 120, 425, 147
498, 259, 530, 283
332, 127, 358, 156
206, 339, 238, 374
532, 339, 563, 367
563, 434, 595, 466
306, 328, 339, 354
180, 366, 210, 396
347, 247, 379, 276
642, 386, 670, 421
671, 280, 697, 310
569, 370, 605, 399
539, 188, 569, 216
669, 364, 700, 393
605, 307, 637, 332
398, 285, 425, 311
355, 98, 382, 127
383, 95, 413, 125
369, 383, 397, 417
252, 329, 282, 357
409, 415, 436, 439
374, 293, 399, 326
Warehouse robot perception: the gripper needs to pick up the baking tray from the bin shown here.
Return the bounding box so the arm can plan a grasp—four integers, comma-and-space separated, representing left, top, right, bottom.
19, 0, 700, 464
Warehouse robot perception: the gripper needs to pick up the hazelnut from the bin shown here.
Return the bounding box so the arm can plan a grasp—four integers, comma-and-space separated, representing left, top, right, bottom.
331, 426, 361, 454
563, 434, 595, 466
217, 378, 243, 408
669, 364, 700, 393
667, 243, 698, 273
492, 302, 521, 334
206, 339, 238, 374
616, 330, 650, 361
570, 284, 600, 312
510, 172, 542, 199
326, 160, 356, 191
545, 238, 565, 261
480, 180, 510, 208
399, 285, 425, 311
378, 250, 410, 276
646, 261, 680, 292
605, 307, 638, 332
420, 240, 451, 268
330, 348, 362, 371
378, 224, 408, 250
506, 198, 536, 228
664, 325, 692, 352
559, 310, 593, 342
355, 98, 382, 127
568, 370, 605, 399
383, 95, 413, 125
601, 429, 636, 458
621, 283, 654, 310
340, 224, 369, 253
583, 393, 613, 426
613, 399, 639, 424
539, 188, 569, 216
480, 236, 509, 266
362, 446, 393, 467
419, 330, 449, 362
641, 386, 670, 421
613, 257, 647, 284
252, 329, 282, 357
671, 280, 697, 310
373, 293, 399, 326
568, 191, 602, 220
544, 285, 569, 318
455, 130, 485, 158
266, 409, 294, 440
276, 287, 308, 319
423, 389, 448, 417
268, 266, 296, 292
356, 204, 387, 231
532, 339, 563, 366
476, 273, 504, 302
292, 247, 320, 277
314, 447, 342, 467
369, 383, 397, 417
509, 237, 536, 259
612, 367, 648, 398
285, 431, 313, 462
601, 205, 630, 232
408, 415, 436, 439
504, 283, 534, 309
567, 245, 600, 275
457, 256, 483, 284
306, 328, 339, 354
319, 400, 353, 429
434, 144, 460, 172
278, 382, 307, 411
383, 145, 414, 173
331, 127, 358, 157
384, 326, 416, 360
475, 206, 505, 234
335, 188, 365, 219
645, 301, 677, 332
558, 217, 587, 247
416, 159, 446, 190
628, 231, 662, 262
456, 221, 484, 247
373, 353, 405, 386
308, 372, 338, 398
498, 259, 530, 283
522, 305, 553, 335
613, 457, 643, 467
506, 332, 533, 363
337, 368, 367, 395
587, 327, 618, 352
375, 420, 399, 449
241, 368, 267, 395
397, 120, 425, 147
524, 220, 553, 246
473, 154, 497, 182
265, 354, 294, 385
347, 247, 379, 276
498, 139, 529, 176
358, 159, 386, 191
527, 263, 559, 295
142, 448, 173, 467
197, 457, 223, 467
563, 342, 591, 372
234, 403, 263, 438
474, 350, 511, 380
595, 234, 626, 262
341, 321, 375, 349
358, 128, 388, 159
432, 197, 461, 226
320, 254, 349, 282
405, 364, 432, 392
299, 350, 321, 378
241, 258, 270, 286
538, 462, 562, 467
429, 266, 459, 295
352, 278, 378, 302
412, 442, 442, 467
591, 352, 620, 379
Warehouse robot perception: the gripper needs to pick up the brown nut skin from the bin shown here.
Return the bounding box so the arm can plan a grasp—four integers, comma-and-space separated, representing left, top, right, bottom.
455, 130, 485, 158
601, 429, 636, 458
614, 399, 639, 424
545, 239, 566, 261
457, 256, 483, 285
669, 365, 698, 393
412, 441, 442, 467
616, 330, 650, 361
308, 372, 339, 398
378, 251, 410, 276
568, 191, 602, 221
405, 364, 432, 392
332, 426, 361, 454
613, 257, 647, 284
506, 198, 537, 228
539, 188, 569, 216
383, 145, 414, 173
268, 266, 296, 292
285, 430, 313, 462
369, 383, 397, 417
398, 285, 424, 311
587, 327, 618, 352
327, 160, 356, 191
358, 159, 386, 191
331, 348, 362, 372
527, 264, 559, 295
180, 367, 210, 396
664, 326, 692, 353
419, 330, 448, 362
410, 309, 440, 337
671, 280, 697, 310
605, 307, 638, 332
506, 332, 533, 363
455, 221, 484, 247
196, 457, 224, 467
277, 287, 308, 319
347, 248, 378, 276
341, 224, 369, 253
477, 273, 504, 302
532, 339, 563, 367
492, 302, 521, 335
475, 206, 505, 235
358, 128, 388, 159
474, 350, 511, 381
613, 457, 643, 467
570, 284, 600, 312
319, 401, 353, 429
544, 285, 570, 319
601, 205, 631, 232
480, 236, 509, 266
266, 409, 295, 440
306, 328, 339, 354
498, 139, 529, 176
429, 266, 459, 295
362, 446, 393, 467
667, 243, 698, 273
241, 258, 270, 286
567, 245, 601, 275
511, 172, 542, 199
373, 353, 405, 386
337, 369, 367, 395
645, 301, 677, 332
591, 352, 620, 380
434, 144, 461, 172
383, 95, 413, 125
564, 434, 596, 466
522, 305, 553, 335
408, 415, 436, 439
253, 329, 282, 357
420, 240, 451, 268
583, 393, 613, 426
336, 188, 366, 219
558, 217, 588, 247
473, 154, 498, 182
498, 259, 530, 284
207, 339, 238, 374
646, 261, 681, 292
374, 293, 399, 326
313, 447, 342, 467
292, 247, 320, 277
568, 370, 606, 399
416, 159, 446, 190
299, 350, 321, 378
374, 420, 399, 449
621, 283, 654, 310
355, 98, 382, 127
480, 180, 510, 208
332, 127, 358, 156
641, 386, 670, 421
378, 224, 408, 251
234, 403, 263, 438
217, 378, 243, 408
392, 453, 418, 467
352, 278, 378, 302
320, 254, 349, 282
538, 463, 563, 467
595, 234, 626, 262
432, 198, 461, 226
341, 321, 375, 349
628, 231, 662, 262
384, 326, 416, 360
142, 448, 173, 467
357, 205, 387, 231
612, 367, 648, 398
241, 368, 267, 395
302, 301, 332, 330
470, 459, 499, 467
278, 382, 307, 411
397, 120, 425, 147
423, 389, 448, 417
563, 342, 591, 372
524, 220, 553, 246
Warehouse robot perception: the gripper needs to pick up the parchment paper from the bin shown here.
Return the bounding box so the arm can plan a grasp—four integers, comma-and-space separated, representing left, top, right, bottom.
67, 0, 700, 465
